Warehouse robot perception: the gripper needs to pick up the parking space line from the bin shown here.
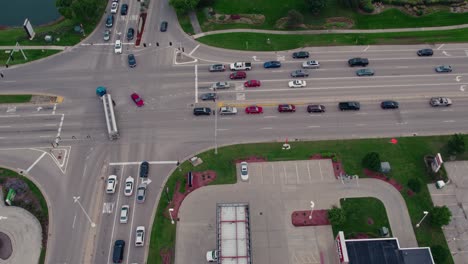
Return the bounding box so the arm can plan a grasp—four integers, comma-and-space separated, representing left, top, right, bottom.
307, 162, 312, 183
295, 162, 299, 184
319, 161, 324, 181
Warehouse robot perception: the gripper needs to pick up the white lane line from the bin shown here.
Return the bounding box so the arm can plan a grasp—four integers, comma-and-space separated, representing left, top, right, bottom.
356, 124, 367, 126
395, 66, 409, 68
264, 116, 277, 118
107, 169, 125, 264
307, 125, 321, 128
72, 214, 77, 229
109, 161, 178, 166
39, 135, 52, 138
217, 128, 229, 131
43, 124, 57, 127
443, 120, 455, 123
195, 64, 198, 103
189, 44, 200, 56
437, 44, 445, 50
0, 137, 6, 139
56, 114, 64, 139
261, 127, 273, 130
26, 152, 47, 173
0, 115, 20, 118
0, 125, 11, 128
52, 103, 57, 115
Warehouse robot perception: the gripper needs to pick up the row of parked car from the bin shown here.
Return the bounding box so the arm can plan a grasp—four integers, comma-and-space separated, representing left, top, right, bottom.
193, 97, 452, 116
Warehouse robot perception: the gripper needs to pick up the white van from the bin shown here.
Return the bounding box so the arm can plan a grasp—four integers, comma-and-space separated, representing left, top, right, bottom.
206, 250, 218, 262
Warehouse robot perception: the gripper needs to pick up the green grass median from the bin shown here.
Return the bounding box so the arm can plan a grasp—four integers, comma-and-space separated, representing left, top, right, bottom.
149, 135, 459, 264
197, 27, 468, 51
0, 94, 32, 104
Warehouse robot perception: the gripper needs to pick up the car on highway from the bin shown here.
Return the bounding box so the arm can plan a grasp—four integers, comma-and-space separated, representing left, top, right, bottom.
435, 65, 452, 73
210, 81, 231, 90
417, 48, 433, 56
240, 161, 248, 181
230, 71, 247, 80
302, 60, 320, 69
278, 104, 296, 113
128, 54, 137, 68
291, 69, 309, 78
200, 93, 217, 101
114, 39, 122, 54
105, 14, 114, 28
120, 3, 128, 15
263, 61, 281, 68
430, 97, 452, 107
219, 106, 238, 115
160, 21, 168, 32
356, 68, 375, 76
136, 183, 147, 203
244, 80, 261, 88
135, 226, 145, 247
103, 30, 111, 41
139, 161, 149, 178
124, 176, 134, 196
209, 64, 226, 72
113, 240, 125, 263
193, 107, 212, 116
292, 51, 309, 59
106, 175, 117, 194
245, 105, 263, 114
288, 80, 306, 88
381, 100, 399, 109
339, 101, 360, 111
127, 28, 135, 40
120, 205, 130, 224
307, 104, 326, 113
348, 57, 369, 67
111, 2, 118, 13
131, 93, 144, 107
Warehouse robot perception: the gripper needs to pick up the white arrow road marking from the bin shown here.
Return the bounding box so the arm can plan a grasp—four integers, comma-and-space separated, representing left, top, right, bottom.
461, 85, 466, 92
252, 56, 258, 61
442, 51, 451, 56
456, 76, 462, 82
102, 202, 115, 214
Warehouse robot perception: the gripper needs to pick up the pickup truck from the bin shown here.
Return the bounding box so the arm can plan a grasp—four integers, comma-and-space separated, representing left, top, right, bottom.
339, 101, 360, 111
230, 61, 252, 71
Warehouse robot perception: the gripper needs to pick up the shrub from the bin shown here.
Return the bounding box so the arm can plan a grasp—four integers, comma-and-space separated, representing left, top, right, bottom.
328, 206, 346, 225
407, 179, 422, 193
362, 152, 381, 171
431, 245, 450, 264
360, 0, 375, 13
447, 133, 465, 155
430, 206, 452, 227
286, 9, 304, 28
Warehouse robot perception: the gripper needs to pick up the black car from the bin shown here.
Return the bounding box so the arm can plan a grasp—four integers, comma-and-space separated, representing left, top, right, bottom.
339, 101, 360, 111
193, 107, 211, 116
292, 51, 309, 59
307, 104, 326, 113
113, 240, 125, 263
348, 57, 369, 67
127, 27, 135, 40
120, 4, 128, 15
160, 21, 168, 32
139, 161, 149, 178
128, 54, 136, 68
381, 100, 399, 109
105, 14, 114, 28
201, 93, 217, 101
417, 48, 433, 56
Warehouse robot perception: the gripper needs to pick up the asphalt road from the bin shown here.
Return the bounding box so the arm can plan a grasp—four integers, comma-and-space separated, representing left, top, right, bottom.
1, 0, 468, 263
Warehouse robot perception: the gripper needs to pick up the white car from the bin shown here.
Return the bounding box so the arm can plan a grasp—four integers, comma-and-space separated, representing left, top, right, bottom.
114, 39, 122, 54
302, 60, 320, 69
124, 176, 134, 196
240, 161, 248, 181
110, 2, 118, 14
106, 175, 118, 194
219, 106, 238, 115
120, 205, 129, 224
135, 226, 145, 246
288, 80, 306, 88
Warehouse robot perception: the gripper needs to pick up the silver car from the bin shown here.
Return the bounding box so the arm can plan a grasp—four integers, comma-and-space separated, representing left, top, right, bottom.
302, 60, 320, 69
219, 106, 238, 115
103, 30, 111, 41
136, 183, 147, 203
210, 82, 231, 90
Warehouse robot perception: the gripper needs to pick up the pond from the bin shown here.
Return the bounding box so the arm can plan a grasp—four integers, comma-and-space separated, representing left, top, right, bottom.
0, 0, 61, 27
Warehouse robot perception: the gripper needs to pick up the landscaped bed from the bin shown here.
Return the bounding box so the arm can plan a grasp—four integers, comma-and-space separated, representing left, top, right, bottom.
148, 135, 460, 264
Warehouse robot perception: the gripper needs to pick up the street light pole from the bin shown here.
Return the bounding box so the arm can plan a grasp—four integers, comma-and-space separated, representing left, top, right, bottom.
169, 208, 175, 224
309, 201, 315, 220
416, 211, 429, 228
214, 106, 218, 155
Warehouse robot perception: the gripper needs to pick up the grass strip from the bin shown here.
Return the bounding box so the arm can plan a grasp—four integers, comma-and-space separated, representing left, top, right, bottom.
0, 94, 32, 104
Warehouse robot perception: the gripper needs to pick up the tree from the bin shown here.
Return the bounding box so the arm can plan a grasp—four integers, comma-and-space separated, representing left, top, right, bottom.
169, 0, 200, 13
338, 0, 360, 9
305, 0, 327, 14
56, 0, 103, 22
407, 179, 421, 193
430, 245, 449, 264
362, 152, 381, 172
447, 133, 465, 155
56, 0, 74, 20
286, 10, 304, 28
328, 206, 346, 225
198, 0, 215, 8
430, 206, 452, 227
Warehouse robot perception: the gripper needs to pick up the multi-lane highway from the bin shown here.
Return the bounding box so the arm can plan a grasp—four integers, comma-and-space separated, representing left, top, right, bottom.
2, 0, 468, 263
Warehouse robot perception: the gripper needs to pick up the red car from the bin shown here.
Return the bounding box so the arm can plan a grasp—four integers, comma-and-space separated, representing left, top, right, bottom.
131, 93, 144, 107
230, 71, 247, 80
278, 104, 296, 113
244, 80, 261, 88
245, 105, 263, 114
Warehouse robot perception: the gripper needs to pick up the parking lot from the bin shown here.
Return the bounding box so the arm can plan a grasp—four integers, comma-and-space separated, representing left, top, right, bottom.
175, 160, 342, 264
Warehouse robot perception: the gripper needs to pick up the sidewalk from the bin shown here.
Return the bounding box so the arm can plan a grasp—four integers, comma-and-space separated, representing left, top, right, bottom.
192, 23, 468, 39
0, 45, 70, 50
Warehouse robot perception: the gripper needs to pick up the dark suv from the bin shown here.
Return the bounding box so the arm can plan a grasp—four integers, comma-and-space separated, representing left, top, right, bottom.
417, 49, 433, 56
113, 240, 125, 263
339, 101, 360, 111
292, 51, 309, 59
307, 104, 326, 113
139, 161, 149, 178
193, 107, 211, 116
348, 58, 369, 67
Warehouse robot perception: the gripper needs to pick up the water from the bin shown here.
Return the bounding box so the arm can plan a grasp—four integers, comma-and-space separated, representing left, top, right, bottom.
0, 0, 61, 27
